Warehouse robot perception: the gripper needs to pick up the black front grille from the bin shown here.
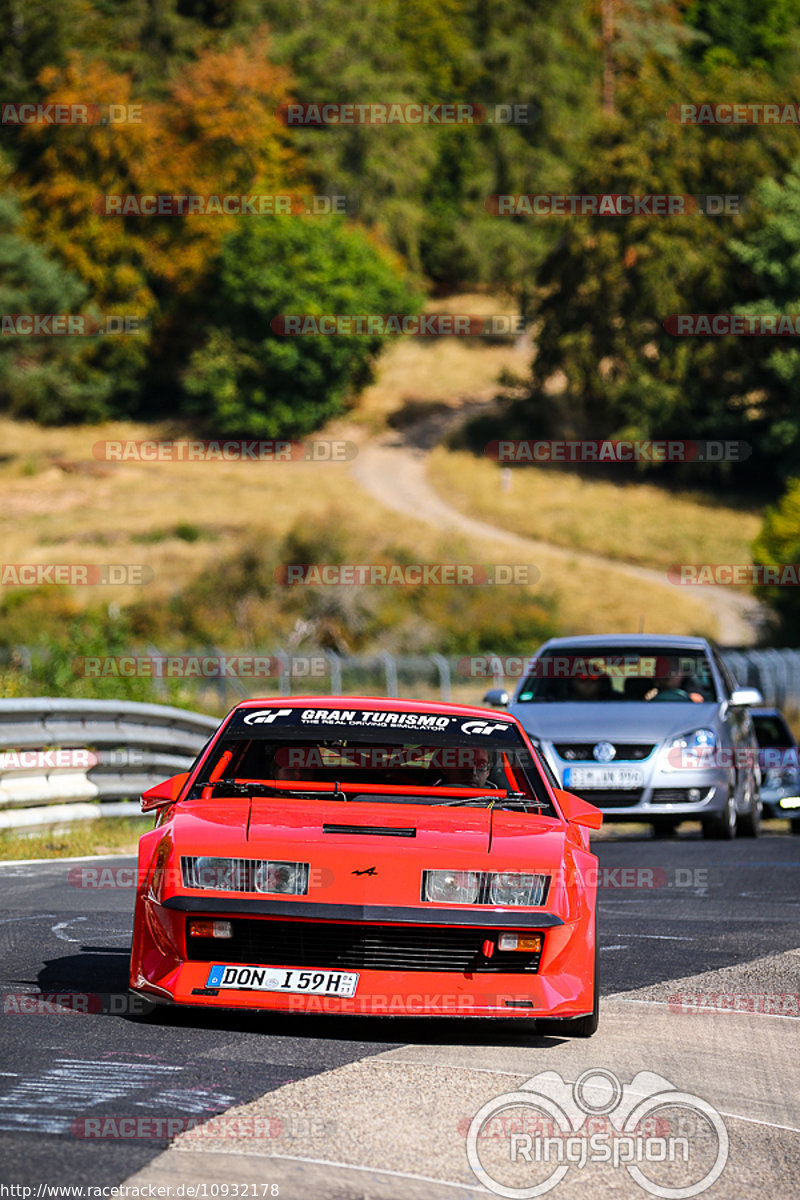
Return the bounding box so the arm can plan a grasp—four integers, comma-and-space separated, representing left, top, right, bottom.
555, 743, 655, 761
569, 789, 644, 808
186, 917, 542, 974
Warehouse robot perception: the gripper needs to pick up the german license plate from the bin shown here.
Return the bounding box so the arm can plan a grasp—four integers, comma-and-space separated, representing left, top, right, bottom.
206, 965, 358, 996
562, 766, 644, 789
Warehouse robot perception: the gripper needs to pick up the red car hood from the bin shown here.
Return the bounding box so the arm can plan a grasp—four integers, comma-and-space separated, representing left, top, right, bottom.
168, 798, 573, 909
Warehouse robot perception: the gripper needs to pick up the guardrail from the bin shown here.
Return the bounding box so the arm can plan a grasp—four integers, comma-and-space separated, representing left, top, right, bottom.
0, 699, 219, 831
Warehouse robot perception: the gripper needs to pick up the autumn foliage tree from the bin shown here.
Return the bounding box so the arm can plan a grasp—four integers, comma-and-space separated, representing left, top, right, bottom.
12, 28, 300, 419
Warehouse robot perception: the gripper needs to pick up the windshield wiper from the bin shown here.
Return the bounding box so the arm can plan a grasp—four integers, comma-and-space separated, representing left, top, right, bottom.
199, 779, 285, 796
198, 779, 348, 800
433, 793, 501, 807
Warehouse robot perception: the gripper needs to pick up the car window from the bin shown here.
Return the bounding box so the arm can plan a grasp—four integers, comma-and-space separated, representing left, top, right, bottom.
516, 647, 717, 703
752, 714, 793, 747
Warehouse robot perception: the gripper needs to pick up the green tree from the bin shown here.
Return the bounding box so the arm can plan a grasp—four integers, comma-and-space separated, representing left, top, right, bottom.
498, 49, 798, 490
753, 478, 800, 639
182, 215, 423, 436
259, 0, 599, 290
0, 192, 113, 422
687, 0, 800, 69
727, 160, 800, 481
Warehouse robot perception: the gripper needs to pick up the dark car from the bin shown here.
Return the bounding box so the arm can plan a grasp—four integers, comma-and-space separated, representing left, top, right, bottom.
751, 708, 800, 833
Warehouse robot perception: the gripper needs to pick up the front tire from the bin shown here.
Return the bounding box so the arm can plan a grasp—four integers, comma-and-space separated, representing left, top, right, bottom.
737, 782, 761, 838
702, 781, 737, 840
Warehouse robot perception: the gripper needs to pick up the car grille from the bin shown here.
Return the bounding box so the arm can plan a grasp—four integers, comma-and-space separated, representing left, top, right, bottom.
554, 743, 655, 761
185, 918, 543, 974
567, 790, 644, 808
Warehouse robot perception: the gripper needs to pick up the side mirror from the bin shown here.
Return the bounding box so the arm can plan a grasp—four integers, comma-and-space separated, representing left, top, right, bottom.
730, 688, 763, 707
483, 688, 510, 708
141, 772, 189, 812
553, 787, 603, 830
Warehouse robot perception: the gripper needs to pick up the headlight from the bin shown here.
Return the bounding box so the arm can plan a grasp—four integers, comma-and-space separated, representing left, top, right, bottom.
254, 861, 309, 895
422, 869, 549, 906
423, 870, 480, 904
182, 856, 309, 894
664, 728, 717, 771
489, 872, 549, 906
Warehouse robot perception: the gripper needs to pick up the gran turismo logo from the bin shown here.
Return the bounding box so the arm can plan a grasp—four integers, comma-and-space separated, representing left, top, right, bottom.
242, 708, 293, 725
461, 720, 511, 736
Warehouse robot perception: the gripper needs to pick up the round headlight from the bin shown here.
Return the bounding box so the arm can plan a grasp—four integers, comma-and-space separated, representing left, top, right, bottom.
424, 870, 480, 904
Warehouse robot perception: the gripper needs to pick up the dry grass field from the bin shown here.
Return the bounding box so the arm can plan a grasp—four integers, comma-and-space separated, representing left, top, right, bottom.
0, 295, 760, 644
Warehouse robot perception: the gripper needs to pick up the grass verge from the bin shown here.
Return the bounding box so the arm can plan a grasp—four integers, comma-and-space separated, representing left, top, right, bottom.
0, 816, 151, 861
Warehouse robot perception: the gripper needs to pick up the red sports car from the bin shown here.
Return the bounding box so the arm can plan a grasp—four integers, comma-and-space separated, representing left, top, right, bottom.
130, 697, 602, 1035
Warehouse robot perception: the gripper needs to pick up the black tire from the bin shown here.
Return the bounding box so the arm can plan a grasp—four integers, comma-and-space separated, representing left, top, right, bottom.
535, 919, 599, 1038
652, 817, 679, 837
737, 783, 761, 838
791, 820, 800, 835
702, 782, 737, 840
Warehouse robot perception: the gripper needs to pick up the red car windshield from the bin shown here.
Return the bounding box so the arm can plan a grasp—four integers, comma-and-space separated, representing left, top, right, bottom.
190, 709, 557, 816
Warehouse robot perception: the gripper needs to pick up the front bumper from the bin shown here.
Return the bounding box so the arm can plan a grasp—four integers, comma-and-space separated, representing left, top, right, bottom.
130, 895, 594, 1019
545, 746, 732, 819
760, 783, 800, 820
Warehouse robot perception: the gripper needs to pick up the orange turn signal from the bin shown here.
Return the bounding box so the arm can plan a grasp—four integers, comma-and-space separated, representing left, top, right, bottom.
188, 919, 232, 938
498, 933, 542, 952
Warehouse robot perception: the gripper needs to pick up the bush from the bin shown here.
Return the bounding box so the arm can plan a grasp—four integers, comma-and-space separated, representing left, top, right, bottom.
182, 216, 424, 436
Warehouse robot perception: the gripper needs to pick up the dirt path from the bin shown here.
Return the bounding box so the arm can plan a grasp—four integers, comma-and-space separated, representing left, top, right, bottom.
350, 398, 765, 646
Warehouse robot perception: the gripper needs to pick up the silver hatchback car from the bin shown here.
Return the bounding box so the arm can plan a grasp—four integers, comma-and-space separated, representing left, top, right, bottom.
484, 634, 763, 838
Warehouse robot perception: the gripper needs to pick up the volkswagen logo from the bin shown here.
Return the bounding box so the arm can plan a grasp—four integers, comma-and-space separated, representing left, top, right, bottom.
593, 741, 616, 763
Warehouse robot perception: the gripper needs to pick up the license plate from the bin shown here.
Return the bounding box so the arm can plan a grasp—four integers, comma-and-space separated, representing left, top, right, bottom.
206, 965, 359, 997
562, 766, 644, 789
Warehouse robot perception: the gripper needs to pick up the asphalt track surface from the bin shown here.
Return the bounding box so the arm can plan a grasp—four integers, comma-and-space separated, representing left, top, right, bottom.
1, 827, 798, 1198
